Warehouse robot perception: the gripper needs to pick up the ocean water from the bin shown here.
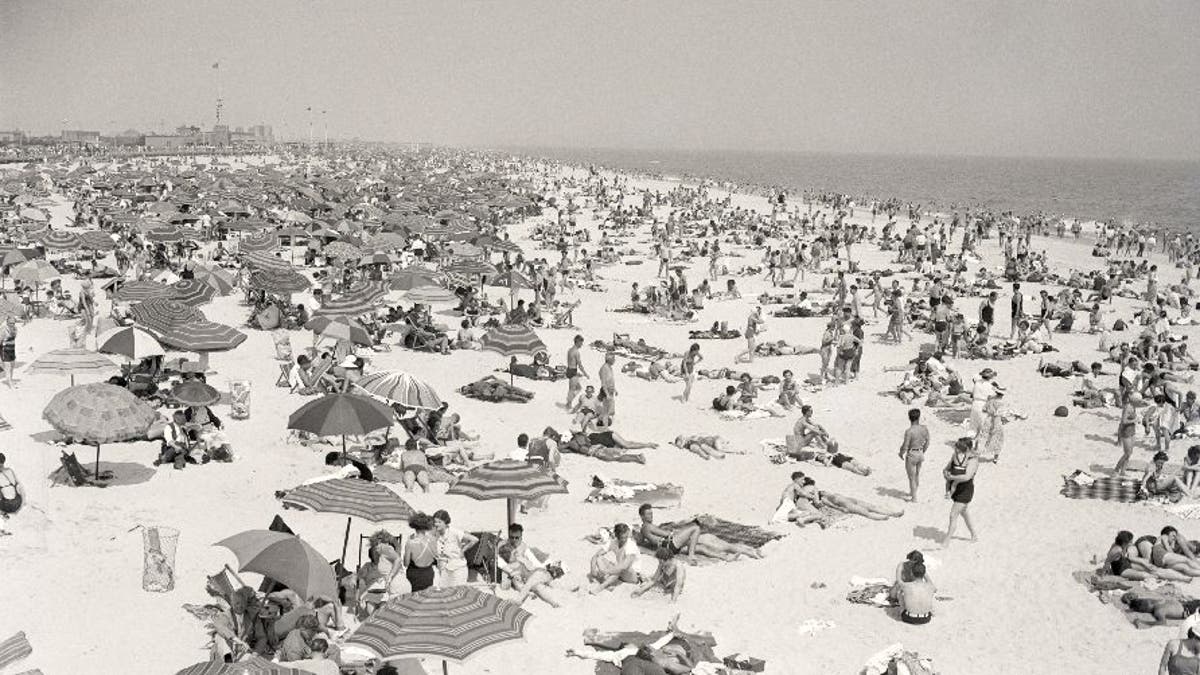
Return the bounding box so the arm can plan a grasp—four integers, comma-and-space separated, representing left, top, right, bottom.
518, 147, 1200, 228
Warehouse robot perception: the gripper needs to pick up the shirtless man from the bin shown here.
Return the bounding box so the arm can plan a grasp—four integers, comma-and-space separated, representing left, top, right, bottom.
896, 561, 935, 625
598, 352, 617, 418
775, 472, 825, 527
565, 334, 588, 409
899, 408, 930, 501
638, 503, 763, 562
793, 405, 840, 454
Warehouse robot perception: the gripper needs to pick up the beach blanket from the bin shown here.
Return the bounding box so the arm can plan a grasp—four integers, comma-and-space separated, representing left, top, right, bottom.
0, 632, 32, 671
1061, 471, 1143, 503
846, 583, 896, 607
862, 644, 938, 675
664, 514, 782, 549
580, 627, 720, 675
586, 476, 683, 507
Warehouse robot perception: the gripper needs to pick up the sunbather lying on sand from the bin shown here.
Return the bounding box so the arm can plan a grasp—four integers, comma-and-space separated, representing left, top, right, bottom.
1134, 527, 1200, 578
1122, 588, 1200, 628
784, 475, 903, 521
638, 503, 763, 562
755, 339, 820, 357
672, 434, 745, 460
622, 359, 680, 382
562, 432, 647, 464
1103, 530, 1195, 583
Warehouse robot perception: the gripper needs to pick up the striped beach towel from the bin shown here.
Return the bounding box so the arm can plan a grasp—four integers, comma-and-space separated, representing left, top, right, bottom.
0, 631, 32, 670
666, 514, 783, 549
1061, 472, 1143, 503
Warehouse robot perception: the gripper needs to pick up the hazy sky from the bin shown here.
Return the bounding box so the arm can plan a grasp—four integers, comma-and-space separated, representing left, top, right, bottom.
2, 1, 1197, 159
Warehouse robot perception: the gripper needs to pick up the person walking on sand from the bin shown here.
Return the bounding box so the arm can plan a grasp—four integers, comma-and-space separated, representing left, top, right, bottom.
899, 408, 930, 502
735, 306, 764, 364
679, 342, 702, 403
564, 334, 588, 409
598, 352, 617, 418
943, 437, 980, 547
1115, 397, 1139, 475
0, 315, 17, 388
1009, 282, 1024, 340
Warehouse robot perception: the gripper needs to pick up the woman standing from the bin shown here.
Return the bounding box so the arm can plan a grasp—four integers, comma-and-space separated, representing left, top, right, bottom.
969, 369, 1000, 435
943, 437, 980, 547
679, 343, 702, 403
403, 513, 438, 592
0, 315, 16, 388
432, 510, 478, 588
1115, 398, 1139, 475
975, 391, 1006, 463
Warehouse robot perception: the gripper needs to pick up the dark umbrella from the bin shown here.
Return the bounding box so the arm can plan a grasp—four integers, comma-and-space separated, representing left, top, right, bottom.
286, 393, 394, 458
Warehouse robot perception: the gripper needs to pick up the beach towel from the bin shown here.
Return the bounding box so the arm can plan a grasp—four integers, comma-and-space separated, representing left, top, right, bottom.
586, 476, 683, 507
846, 582, 896, 607
862, 643, 938, 675
1061, 471, 1143, 503
582, 627, 719, 675
0, 632, 32, 671
664, 514, 783, 549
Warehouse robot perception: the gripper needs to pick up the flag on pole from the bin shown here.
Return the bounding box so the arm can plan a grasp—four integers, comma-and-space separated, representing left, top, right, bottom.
212, 62, 219, 69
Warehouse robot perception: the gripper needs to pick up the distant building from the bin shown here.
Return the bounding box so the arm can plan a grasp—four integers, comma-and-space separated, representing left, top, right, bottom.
397, 142, 433, 151
61, 130, 101, 144
0, 130, 26, 144
250, 124, 274, 143
144, 135, 194, 150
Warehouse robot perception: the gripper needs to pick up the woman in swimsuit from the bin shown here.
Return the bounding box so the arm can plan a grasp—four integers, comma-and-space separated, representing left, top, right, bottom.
1142, 452, 1193, 502
943, 437, 979, 547
1107, 531, 1194, 583
403, 513, 438, 593
0, 453, 23, 519
1159, 620, 1200, 675
632, 548, 686, 602
679, 343, 702, 403
1115, 399, 1139, 475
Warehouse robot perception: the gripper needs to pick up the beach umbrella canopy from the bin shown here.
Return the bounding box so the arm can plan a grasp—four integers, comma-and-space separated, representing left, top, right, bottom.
241, 250, 292, 272
442, 259, 497, 277
287, 393, 394, 438
446, 459, 568, 528
240, 231, 279, 253
42, 382, 158, 478
315, 281, 387, 317
306, 314, 372, 346
26, 348, 117, 386
78, 230, 117, 250
389, 269, 446, 291
97, 326, 165, 360
170, 380, 221, 407
11, 259, 59, 285
403, 285, 458, 304
358, 251, 392, 267
157, 320, 247, 353
490, 239, 523, 255
38, 230, 81, 252
18, 207, 47, 222
130, 297, 206, 334
282, 478, 415, 522
354, 370, 443, 410
249, 268, 310, 294
0, 249, 28, 268
175, 655, 316, 675
480, 324, 546, 358
113, 279, 176, 303
170, 278, 218, 307
323, 241, 362, 260
345, 586, 533, 663
214, 530, 337, 601
0, 298, 24, 320
145, 225, 185, 244
489, 269, 533, 290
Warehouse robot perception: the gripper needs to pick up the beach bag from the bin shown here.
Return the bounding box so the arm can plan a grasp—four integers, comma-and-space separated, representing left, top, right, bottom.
229, 380, 251, 420
139, 525, 179, 592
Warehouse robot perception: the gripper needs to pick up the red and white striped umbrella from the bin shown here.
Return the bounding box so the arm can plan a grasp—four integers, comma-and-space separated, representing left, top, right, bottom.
157, 320, 247, 353
354, 370, 443, 410
97, 326, 165, 360
39, 230, 81, 252
130, 297, 206, 334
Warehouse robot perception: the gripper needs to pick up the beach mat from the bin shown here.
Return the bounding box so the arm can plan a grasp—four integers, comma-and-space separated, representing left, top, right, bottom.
584, 628, 718, 675
1061, 473, 1143, 503
664, 514, 783, 549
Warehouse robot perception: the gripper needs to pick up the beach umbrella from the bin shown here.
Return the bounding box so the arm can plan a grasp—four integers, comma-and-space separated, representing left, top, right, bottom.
345, 586, 533, 670
0, 299, 23, 320
489, 269, 533, 290
323, 241, 362, 260
42, 382, 158, 478
0, 249, 28, 268
157, 320, 247, 353
280, 210, 311, 224
403, 285, 458, 305
240, 231, 279, 253
175, 655, 316, 675
186, 264, 236, 296
287, 393, 394, 457
18, 207, 46, 222
130, 297, 206, 334
169, 380, 221, 407
170, 278, 218, 307
26, 348, 117, 386
241, 250, 292, 272
446, 459, 568, 528
38, 230, 81, 252
315, 281, 386, 317
306, 314, 372, 346
364, 232, 407, 251
442, 259, 497, 277
480, 324, 547, 383
358, 251, 391, 267
214, 530, 337, 601
11, 260, 59, 293
490, 239, 522, 255
78, 230, 117, 251
447, 243, 483, 259
354, 370, 442, 410
389, 269, 446, 291
97, 326, 165, 360
249, 268, 310, 294
113, 279, 175, 303
282, 478, 415, 561
145, 225, 185, 244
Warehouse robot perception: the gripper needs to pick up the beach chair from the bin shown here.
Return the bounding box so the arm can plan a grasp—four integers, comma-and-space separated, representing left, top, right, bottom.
275, 363, 291, 388
54, 452, 109, 487
464, 531, 503, 589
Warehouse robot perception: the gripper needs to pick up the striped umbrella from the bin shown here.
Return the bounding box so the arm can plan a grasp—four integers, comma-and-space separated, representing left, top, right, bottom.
145, 225, 185, 244
446, 459, 568, 527
79, 230, 117, 250
112, 279, 175, 303
490, 239, 523, 255
130, 297, 206, 334
241, 250, 292, 272
188, 265, 236, 295
170, 278, 217, 307
442, 259, 497, 277
389, 268, 446, 291
248, 268, 310, 294
488, 269, 534, 290
345, 586, 533, 664
26, 348, 118, 386
43, 382, 158, 478
240, 231, 279, 253
157, 320, 247, 353
282, 478, 415, 561
175, 655, 313, 675
354, 370, 443, 410
404, 285, 458, 304
480, 324, 546, 358
307, 314, 372, 346
97, 326, 165, 360
39, 230, 81, 252
316, 281, 387, 316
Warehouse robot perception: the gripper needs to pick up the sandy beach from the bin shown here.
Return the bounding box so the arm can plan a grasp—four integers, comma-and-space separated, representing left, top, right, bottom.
0, 154, 1192, 675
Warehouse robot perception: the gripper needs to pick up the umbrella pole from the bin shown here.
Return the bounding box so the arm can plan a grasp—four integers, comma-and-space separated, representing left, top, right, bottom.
443, 660, 449, 675
94, 443, 101, 479
341, 516, 351, 563
506, 497, 516, 530
342, 434, 347, 462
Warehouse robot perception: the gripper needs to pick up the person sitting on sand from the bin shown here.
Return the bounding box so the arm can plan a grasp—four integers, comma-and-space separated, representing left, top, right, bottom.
638, 503, 763, 561
777, 369, 801, 409
888, 550, 934, 601
793, 405, 841, 454
399, 438, 431, 492
0, 453, 24, 524
772, 472, 826, 527
1141, 452, 1193, 502
589, 523, 641, 594
632, 548, 686, 602
895, 560, 935, 625
1103, 530, 1195, 583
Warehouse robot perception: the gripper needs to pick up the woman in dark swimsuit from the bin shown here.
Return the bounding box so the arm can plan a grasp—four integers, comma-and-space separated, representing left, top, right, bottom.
943, 437, 979, 547
1159, 622, 1200, 675
403, 513, 438, 592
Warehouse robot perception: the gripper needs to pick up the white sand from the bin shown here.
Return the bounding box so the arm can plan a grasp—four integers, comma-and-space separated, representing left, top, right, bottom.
0, 163, 1186, 674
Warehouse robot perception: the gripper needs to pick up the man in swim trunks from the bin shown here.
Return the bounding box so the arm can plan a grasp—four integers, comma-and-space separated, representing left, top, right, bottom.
899, 408, 930, 501
565, 334, 588, 409
896, 561, 935, 625
599, 352, 617, 418
793, 405, 840, 454
639, 504, 763, 562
